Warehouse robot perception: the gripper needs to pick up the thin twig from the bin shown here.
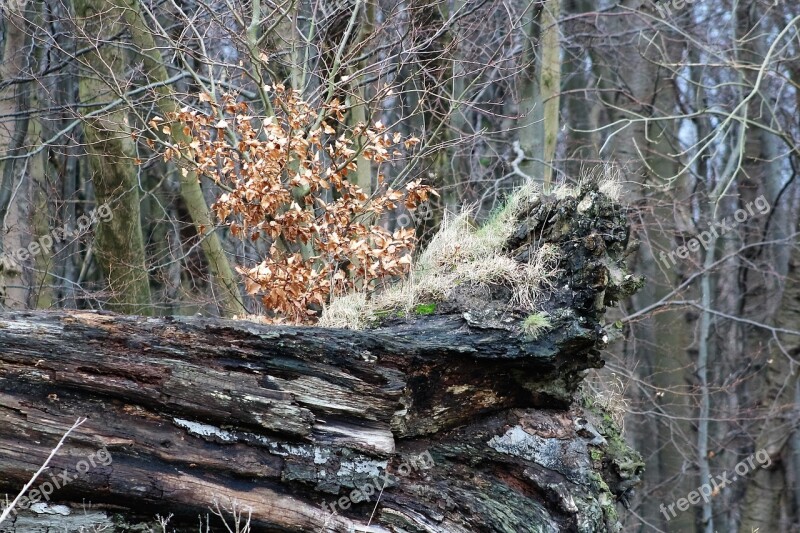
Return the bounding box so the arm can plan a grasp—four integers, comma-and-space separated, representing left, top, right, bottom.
0, 417, 87, 525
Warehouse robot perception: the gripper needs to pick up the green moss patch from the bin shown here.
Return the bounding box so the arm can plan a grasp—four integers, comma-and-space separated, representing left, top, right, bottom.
414, 303, 437, 315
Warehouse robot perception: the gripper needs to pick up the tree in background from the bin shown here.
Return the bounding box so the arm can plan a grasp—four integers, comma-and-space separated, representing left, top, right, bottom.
75, 0, 152, 314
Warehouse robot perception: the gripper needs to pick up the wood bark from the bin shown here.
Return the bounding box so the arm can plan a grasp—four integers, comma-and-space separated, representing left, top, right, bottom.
112, 0, 247, 318
0, 184, 643, 532
0, 0, 34, 308
76, 0, 153, 315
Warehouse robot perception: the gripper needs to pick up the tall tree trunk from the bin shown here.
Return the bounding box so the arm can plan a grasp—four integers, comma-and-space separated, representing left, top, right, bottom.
601, 3, 692, 530
0, 0, 34, 308
28, 87, 54, 309
739, 238, 800, 531
517, 0, 560, 190
737, 4, 799, 530
347, 0, 374, 195
113, 0, 247, 317
538, 0, 560, 189
517, 2, 544, 184
562, 0, 598, 177
75, 0, 153, 315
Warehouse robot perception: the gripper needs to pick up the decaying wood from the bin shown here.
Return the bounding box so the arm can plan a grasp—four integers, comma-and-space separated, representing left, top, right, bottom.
0, 184, 644, 532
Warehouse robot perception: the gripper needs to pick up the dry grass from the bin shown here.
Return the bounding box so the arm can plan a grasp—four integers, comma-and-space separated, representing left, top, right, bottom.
320, 168, 623, 330
522, 312, 553, 339
317, 292, 371, 329
321, 182, 557, 328
553, 164, 622, 202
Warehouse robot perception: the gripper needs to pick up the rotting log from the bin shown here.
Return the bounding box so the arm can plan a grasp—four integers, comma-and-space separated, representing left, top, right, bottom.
0, 183, 644, 532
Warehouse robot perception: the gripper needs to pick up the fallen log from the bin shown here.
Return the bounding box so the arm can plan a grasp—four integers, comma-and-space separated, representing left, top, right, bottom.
0, 183, 644, 532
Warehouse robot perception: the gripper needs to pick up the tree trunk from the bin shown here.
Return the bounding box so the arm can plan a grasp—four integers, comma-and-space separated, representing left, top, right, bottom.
598, 3, 694, 529
0, 0, 34, 308
0, 184, 643, 532
538, 0, 560, 190
75, 0, 153, 315
112, 0, 247, 318
737, 3, 798, 530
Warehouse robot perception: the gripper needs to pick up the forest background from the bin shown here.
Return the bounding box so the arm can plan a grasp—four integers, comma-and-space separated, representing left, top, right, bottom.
1, 0, 799, 531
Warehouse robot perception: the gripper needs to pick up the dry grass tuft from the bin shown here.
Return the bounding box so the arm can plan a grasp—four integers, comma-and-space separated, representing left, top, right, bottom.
321, 173, 623, 329
317, 292, 371, 329
594, 163, 623, 201
553, 163, 623, 202
321, 182, 562, 329
522, 312, 553, 339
